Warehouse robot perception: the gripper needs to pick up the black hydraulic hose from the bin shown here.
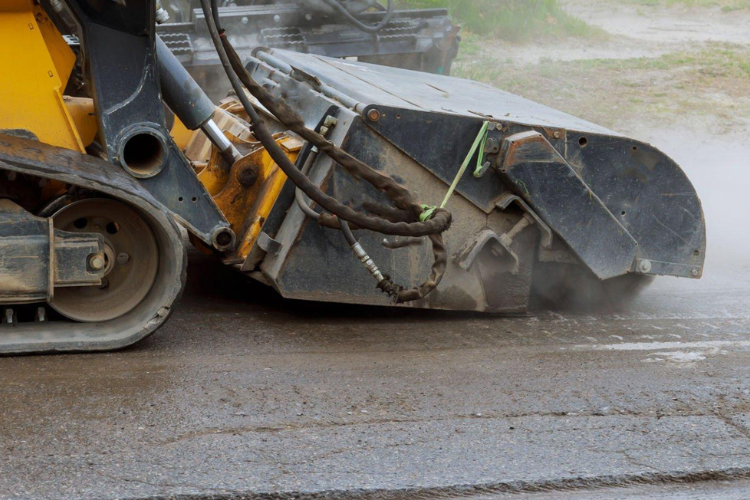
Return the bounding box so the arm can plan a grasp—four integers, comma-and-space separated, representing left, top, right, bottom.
319, 0, 394, 33
199, 0, 450, 237
211, 0, 223, 30
345, 0, 382, 15
295, 149, 399, 299
225, 46, 452, 235
371, 1, 387, 12
200, 0, 448, 301
340, 220, 358, 246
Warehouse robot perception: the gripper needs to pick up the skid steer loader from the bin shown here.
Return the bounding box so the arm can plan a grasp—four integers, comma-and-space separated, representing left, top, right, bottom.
0, 0, 705, 354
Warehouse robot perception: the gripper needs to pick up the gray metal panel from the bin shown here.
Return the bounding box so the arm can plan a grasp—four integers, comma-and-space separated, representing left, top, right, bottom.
245, 49, 704, 283
266, 49, 621, 136
499, 131, 638, 280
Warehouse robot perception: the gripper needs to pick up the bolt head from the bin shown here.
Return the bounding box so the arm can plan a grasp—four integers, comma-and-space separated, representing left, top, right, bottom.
90, 255, 105, 271
212, 228, 236, 251
691, 269, 700, 277
367, 109, 381, 122
241, 16, 249, 25
237, 166, 260, 187
638, 260, 652, 273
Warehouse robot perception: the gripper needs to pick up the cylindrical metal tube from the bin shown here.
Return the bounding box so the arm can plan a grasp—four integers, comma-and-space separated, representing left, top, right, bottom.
201, 119, 242, 165
156, 35, 215, 130
202, 119, 233, 155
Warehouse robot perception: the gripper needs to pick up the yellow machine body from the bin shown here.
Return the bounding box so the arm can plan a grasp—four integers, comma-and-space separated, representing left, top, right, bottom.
185, 99, 301, 263
0, 2, 300, 354
0, 2, 290, 267
0, 0, 96, 152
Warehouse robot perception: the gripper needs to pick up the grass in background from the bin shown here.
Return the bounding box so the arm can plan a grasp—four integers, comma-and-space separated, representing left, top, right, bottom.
452, 43, 750, 131
396, 0, 596, 41
627, 0, 750, 11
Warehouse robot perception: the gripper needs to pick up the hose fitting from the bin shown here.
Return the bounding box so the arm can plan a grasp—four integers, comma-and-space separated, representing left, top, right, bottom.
351, 242, 385, 284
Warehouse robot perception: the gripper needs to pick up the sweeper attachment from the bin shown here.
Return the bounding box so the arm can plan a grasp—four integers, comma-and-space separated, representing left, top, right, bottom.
0, 0, 705, 354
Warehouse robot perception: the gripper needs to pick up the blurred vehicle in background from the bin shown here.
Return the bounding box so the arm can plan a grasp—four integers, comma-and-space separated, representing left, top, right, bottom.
157, 0, 461, 99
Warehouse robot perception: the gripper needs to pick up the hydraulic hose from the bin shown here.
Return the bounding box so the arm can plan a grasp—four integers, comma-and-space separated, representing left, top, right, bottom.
342, 0, 382, 15
200, 0, 448, 301
202, 0, 450, 236
295, 147, 403, 299
228, 49, 452, 235
295, 148, 355, 248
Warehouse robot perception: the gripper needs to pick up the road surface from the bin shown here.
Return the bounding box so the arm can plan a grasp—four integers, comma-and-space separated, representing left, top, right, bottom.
1, 129, 749, 499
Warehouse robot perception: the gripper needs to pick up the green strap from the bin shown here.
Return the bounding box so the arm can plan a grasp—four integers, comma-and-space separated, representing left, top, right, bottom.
419, 121, 490, 222
473, 129, 490, 178
440, 121, 490, 209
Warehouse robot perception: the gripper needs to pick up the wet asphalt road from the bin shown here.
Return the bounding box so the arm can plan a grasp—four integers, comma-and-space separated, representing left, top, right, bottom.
1, 132, 749, 500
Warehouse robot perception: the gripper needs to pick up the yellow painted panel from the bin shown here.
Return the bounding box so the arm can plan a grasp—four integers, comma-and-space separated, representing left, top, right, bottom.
35, 3, 76, 83
170, 116, 193, 151
64, 97, 98, 148
0, 1, 84, 152
236, 136, 302, 258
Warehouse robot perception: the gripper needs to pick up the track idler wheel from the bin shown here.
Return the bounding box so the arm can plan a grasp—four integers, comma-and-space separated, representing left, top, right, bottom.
50, 199, 160, 322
